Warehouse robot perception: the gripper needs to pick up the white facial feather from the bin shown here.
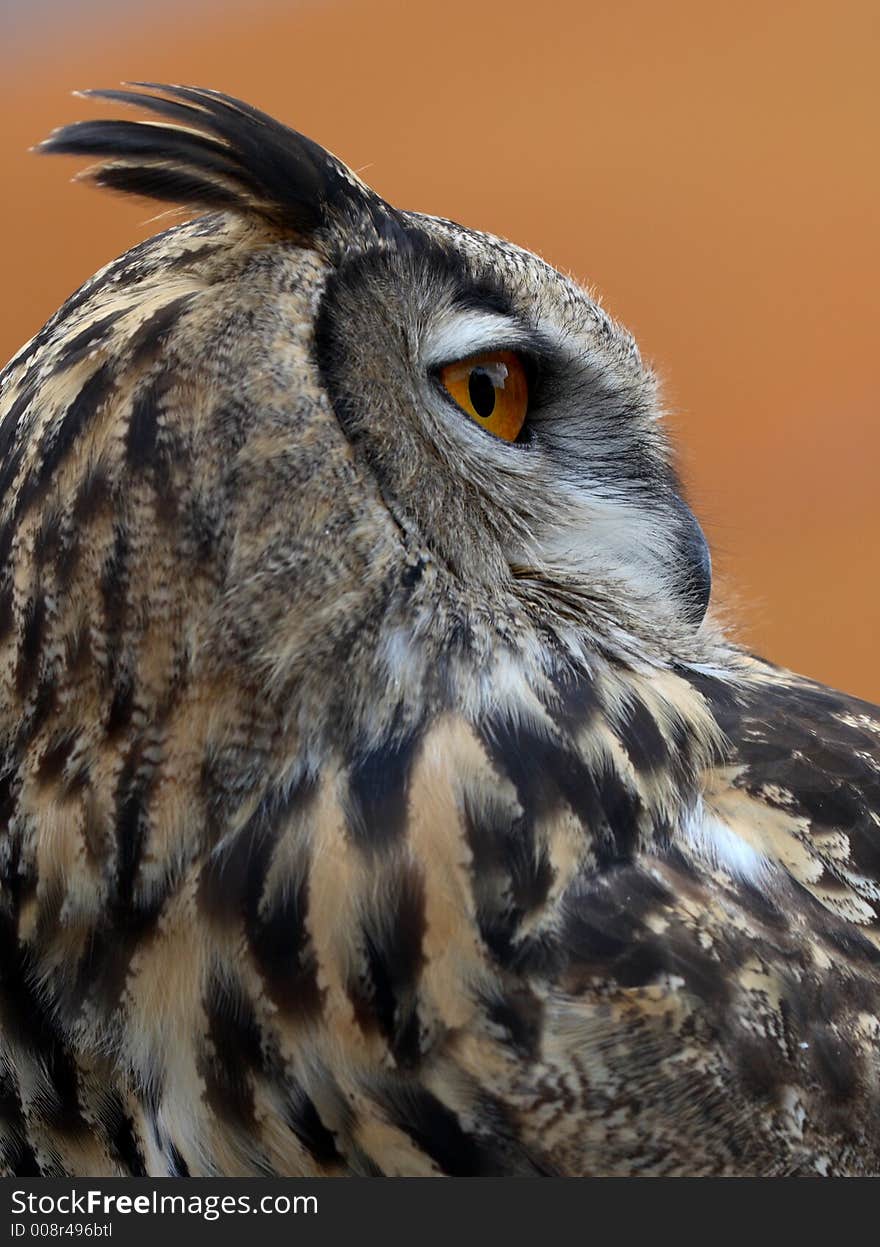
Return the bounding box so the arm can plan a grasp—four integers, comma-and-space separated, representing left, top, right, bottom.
496, 469, 693, 640
421, 310, 531, 368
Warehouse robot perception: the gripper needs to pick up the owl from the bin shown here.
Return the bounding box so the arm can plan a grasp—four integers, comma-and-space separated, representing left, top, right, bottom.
0, 83, 878, 1178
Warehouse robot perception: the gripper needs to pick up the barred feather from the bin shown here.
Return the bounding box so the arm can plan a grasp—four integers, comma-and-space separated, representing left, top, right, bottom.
1, 88, 879, 1178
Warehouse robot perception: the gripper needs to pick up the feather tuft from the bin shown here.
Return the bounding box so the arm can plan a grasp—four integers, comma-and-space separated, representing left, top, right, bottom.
37, 82, 388, 242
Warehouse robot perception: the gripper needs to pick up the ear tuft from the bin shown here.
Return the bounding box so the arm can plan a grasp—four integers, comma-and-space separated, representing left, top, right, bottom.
37, 83, 390, 245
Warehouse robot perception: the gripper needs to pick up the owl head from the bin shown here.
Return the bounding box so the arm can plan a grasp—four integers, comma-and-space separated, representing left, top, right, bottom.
25, 86, 714, 745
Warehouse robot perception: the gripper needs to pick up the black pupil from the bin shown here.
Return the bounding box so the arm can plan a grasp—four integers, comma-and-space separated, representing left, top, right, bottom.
468, 368, 497, 419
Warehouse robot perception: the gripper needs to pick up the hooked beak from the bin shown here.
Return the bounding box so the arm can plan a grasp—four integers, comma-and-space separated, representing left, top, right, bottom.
673, 496, 712, 626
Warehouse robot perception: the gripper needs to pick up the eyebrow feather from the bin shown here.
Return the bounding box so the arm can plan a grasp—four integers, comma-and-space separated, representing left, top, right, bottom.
422, 310, 536, 367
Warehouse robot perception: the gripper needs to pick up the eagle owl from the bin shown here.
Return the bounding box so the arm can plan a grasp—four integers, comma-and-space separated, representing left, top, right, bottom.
0, 84, 878, 1178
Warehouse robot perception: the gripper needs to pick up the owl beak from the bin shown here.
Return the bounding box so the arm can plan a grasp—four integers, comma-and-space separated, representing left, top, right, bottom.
674, 498, 712, 626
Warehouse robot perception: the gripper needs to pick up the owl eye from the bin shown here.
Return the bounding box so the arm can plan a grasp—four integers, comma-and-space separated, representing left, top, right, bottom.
438, 349, 528, 443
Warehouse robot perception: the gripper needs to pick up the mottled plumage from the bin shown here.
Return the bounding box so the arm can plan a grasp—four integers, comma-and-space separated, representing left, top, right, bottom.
0, 85, 878, 1176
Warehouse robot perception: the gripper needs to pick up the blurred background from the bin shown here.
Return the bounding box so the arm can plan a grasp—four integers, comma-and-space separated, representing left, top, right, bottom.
1, 0, 878, 697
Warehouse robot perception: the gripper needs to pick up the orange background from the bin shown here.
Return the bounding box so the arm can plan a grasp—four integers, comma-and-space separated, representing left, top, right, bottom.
2, 0, 878, 698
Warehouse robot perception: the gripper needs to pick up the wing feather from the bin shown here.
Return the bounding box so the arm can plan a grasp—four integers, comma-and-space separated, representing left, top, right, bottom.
692, 658, 880, 931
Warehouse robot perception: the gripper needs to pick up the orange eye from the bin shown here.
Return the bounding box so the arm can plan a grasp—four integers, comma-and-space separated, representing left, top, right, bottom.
439, 349, 528, 443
